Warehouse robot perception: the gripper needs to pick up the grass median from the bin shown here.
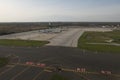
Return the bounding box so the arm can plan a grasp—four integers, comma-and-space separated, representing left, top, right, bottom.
0, 57, 9, 67
51, 74, 68, 80
78, 30, 120, 53
0, 39, 49, 47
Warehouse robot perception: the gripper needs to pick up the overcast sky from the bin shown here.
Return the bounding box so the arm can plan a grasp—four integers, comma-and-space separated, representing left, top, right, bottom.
0, 0, 120, 22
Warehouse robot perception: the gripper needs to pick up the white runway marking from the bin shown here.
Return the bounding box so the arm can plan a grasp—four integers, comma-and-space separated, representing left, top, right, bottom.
10, 67, 31, 80
32, 71, 44, 80
0, 66, 16, 76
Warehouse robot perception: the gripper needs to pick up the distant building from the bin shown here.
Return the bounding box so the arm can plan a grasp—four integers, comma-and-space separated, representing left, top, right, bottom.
49, 22, 51, 26
102, 26, 106, 28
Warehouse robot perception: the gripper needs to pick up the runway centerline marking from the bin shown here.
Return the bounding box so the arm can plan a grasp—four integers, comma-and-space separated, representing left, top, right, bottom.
10, 66, 31, 80
32, 70, 44, 80
0, 65, 16, 76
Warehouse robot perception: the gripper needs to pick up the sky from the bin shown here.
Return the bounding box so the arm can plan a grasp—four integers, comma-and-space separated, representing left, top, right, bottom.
0, 0, 120, 22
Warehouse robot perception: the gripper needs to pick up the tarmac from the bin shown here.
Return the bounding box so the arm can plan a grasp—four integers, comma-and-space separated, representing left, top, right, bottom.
0, 46, 119, 80
0, 27, 119, 80
0, 27, 112, 47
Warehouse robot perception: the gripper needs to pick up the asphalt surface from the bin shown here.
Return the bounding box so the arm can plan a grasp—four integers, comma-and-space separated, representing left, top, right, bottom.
0, 65, 26, 80
0, 46, 120, 80
14, 67, 43, 80
46, 29, 84, 47
0, 28, 84, 47
0, 27, 112, 48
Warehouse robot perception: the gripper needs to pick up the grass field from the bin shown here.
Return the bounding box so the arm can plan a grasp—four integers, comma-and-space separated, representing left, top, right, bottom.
78, 30, 120, 53
51, 74, 68, 80
0, 57, 9, 67
0, 23, 48, 35
0, 39, 49, 47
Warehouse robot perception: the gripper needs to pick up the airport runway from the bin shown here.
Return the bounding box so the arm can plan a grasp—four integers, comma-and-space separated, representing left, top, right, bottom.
0, 27, 112, 47
0, 46, 120, 80
0, 27, 118, 80
46, 29, 84, 47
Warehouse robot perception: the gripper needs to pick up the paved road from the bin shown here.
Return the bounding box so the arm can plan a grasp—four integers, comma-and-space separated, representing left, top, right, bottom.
47, 29, 84, 47
87, 43, 120, 46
